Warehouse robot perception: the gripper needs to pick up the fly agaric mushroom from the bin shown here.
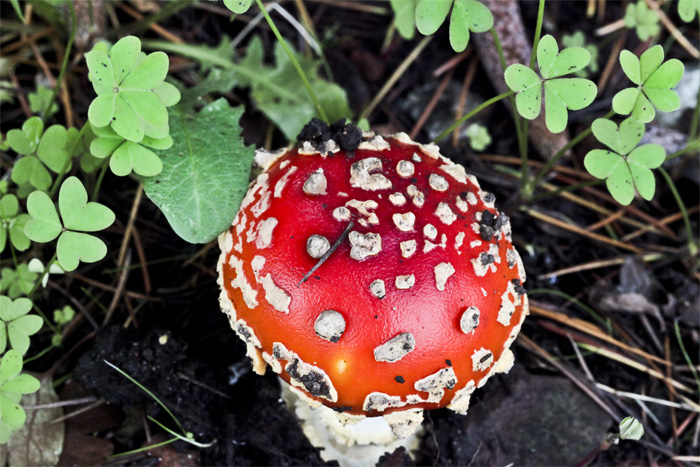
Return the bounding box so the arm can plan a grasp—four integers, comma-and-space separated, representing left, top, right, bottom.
217, 120, 528, 442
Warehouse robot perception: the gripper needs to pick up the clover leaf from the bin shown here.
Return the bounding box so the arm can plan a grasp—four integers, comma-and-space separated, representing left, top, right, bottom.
28, 85, 59, 119
504, 35, 597, 133
584, 118, 666, 205
6, 117, 43, 156
624, 1, 660, 41
36, 124, 81, 174
404, 0, 492, 52
0, 296, 42, 355
86, 35, 180, 143
53, 305, 75, 326
0, 194, 30, 253
90, 124, 170, 177
24, 177, 115, 272
0, 350, 41, 444
465, 123, 491, 151
678, 0, 700, 22
612, 46, 684, 123
561, 31, 599, 77
0, 264, 37, 299
223, 0, 253, 14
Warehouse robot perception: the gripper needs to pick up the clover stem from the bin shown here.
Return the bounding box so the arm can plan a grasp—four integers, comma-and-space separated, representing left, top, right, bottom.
253, 0, 328, 123
529, 0, 547, 69
491, 28, 530, 193
22, 342, 56, 365
674, 320, 700, 395
92, 159, 110, 202
665, 140, 700, 161
658, 167, 697, 256
527, 109, 615, 193
43, 0, 76, 123
434, 90, 515, 143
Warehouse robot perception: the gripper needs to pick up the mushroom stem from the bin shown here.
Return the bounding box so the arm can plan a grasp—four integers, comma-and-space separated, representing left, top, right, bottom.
297, 221, 354, 287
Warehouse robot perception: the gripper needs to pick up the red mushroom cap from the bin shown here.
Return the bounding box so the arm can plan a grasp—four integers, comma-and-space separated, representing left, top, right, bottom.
218, 124, 528, 436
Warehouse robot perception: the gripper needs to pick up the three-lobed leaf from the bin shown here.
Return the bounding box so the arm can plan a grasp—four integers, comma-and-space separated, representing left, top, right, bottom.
584, 118, 665, 205
0, 296, 43, 355
6, 117, 43, 156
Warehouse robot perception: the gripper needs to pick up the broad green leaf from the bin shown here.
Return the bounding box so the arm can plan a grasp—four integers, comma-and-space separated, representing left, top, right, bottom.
546, 78, 597, 110
619, 117, 645, 154
584, 149, 623, 179
24, 191, 62, 242
0, 296, 31, 321
639, 45, 664, 83
111, 141, 163, 177
110, 35, 141, 84
543, 82, 568, 133
619, 416, 645, 440
7, 117, 43, 155
9, 215, 31, 252
223, 0, 253, 14
645, 59, 683, 89
88, 93, 117, 128
390, 0, 417, 40
627, 163, 655, 200
11, 156, 51, 191
592, 119, 621, 154
415, 0, 452, 35
612, 87, 640, 116
505, 64, 542, 120
28, 86, 59, 118
628, 143, 665, 169
0, 373, 40, 395
121, 51, 169, 90
142, 99, 254, 243
449, 2, 470, 53
112, 95, 144, 142
0, 323, 4, 354
619, 50, 641, 85
85, 49, 116, 95
56, 231, 108, 272
90, 133, 123, 158
514, 83, 542, 120
0, 350, 22, 385
58, 177, 115, 232
37, 125, 73, 174
0, 393, 25, 428
606, 162, 635, 205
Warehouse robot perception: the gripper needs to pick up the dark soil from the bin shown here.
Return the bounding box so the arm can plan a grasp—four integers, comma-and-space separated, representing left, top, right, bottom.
3, 0, 698, 465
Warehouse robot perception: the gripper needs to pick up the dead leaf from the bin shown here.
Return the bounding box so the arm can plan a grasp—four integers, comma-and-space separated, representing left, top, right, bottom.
7, 374, 65, 467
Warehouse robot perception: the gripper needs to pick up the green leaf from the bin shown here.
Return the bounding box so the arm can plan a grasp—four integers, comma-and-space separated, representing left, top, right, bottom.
120, 90, 168, 129
112, 95, 145, 142
121, 51, 169, 90
8, 215, 30, 252
645, 58, 683, 90
58, 177, 115, 232
88, 93, 117, 128
390, 0, 417, 40
639, 46, 664, 83
678, 0, 700, 22
109, 35, 141, 84
543, 81, 568, 134
85, 49, 117, 94
449, 0, 493, 52
415, 0, 452, 36
155, 82, 181, 107
36, 125, 74, 174
142, 99, 254, 243
0, 295, 32, 321
630, 92, 655, 123
8, 315, 43, 355
0, 351, 22, 386
624, 1, 660, 41
584, 149, 622, 179
28, 86, 59, 119
7, 117, 44, 155
223, 0, 253, 14
0, 195, 19, 219
10, 156, 51, 191
56, 231, 108, 272
504, 64, 542, 120
537, 35, 558, 78
619, 50, 641, 85
546, 78, 597, 110
619, 416, 644, 440
25, 191, 62, 242
612, 87, 640, 116
111, 141, 163, 177
606, 161, 635, 205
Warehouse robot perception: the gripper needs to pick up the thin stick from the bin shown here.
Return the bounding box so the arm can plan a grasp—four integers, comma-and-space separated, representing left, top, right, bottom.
536, 253, 663, 280
298, 221, 353, 286
360, 36, 432, 121
410, 68, 454, 140
643, 0, 700, 59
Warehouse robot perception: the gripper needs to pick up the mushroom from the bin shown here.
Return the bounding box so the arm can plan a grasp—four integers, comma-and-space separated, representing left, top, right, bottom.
217, 120, 528, 452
